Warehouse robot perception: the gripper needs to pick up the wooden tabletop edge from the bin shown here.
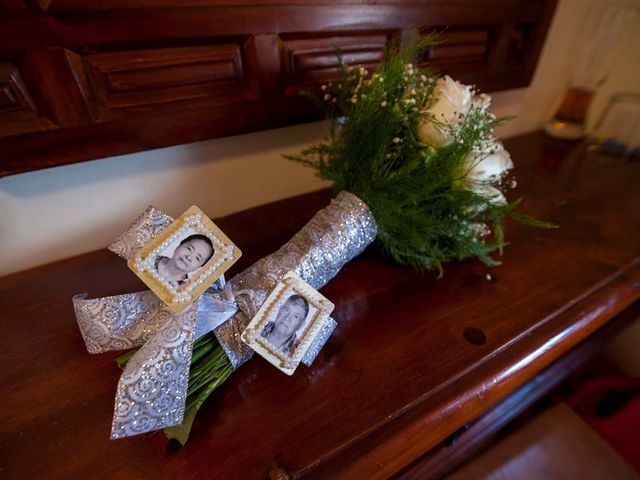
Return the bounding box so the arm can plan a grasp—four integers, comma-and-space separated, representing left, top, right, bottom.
299, 256, 640, 479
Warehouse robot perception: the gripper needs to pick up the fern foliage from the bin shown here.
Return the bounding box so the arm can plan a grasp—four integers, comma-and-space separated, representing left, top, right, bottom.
287, 36, 554, 274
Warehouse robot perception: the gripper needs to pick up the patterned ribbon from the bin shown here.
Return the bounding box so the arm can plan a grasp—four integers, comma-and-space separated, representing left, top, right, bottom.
74, 207, 234, 439
73, 192, 377, 439
215, 191, 377, 368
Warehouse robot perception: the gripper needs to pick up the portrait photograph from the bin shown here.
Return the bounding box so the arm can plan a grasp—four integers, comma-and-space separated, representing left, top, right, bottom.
241, 272, 334, 375
259, 293, 316, 358
128, 205, 241, 313
154, 227, 215, 289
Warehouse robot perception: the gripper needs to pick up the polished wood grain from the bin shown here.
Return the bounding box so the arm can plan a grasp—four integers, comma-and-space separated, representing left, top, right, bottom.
281, 33, 390, 96
395, 300, 640, 479
0, 0, 557, 176
26, 0, 560, 9
86, 44, 253, 115
2, 132, 639, 479
20, 48, 97, 126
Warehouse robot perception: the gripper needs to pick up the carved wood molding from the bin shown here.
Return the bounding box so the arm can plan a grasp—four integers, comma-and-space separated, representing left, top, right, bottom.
0, 0, 558, 176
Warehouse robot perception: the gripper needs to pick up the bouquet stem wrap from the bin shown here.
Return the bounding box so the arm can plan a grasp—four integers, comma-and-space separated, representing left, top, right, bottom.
73, 192, 376, 438
216, 191, 377, 368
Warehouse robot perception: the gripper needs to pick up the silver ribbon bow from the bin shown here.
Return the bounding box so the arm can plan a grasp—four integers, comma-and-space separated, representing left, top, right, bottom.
73, 192, 377, 439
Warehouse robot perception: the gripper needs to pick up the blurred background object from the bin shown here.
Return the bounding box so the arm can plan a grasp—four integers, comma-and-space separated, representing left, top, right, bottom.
587, 93, 640, 159
544, 2, 638, 140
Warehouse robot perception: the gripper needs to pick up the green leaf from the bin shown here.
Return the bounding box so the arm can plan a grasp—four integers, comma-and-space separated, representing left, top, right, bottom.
164, 405, 200, 446
510, 211, 558, 229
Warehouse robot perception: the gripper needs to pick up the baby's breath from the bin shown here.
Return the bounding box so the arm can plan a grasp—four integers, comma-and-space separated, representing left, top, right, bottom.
287, 34, 554, 273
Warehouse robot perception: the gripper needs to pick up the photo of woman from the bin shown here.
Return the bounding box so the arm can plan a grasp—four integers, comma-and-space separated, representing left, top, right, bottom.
260, 294, 310, 356
155, 233, 215, 288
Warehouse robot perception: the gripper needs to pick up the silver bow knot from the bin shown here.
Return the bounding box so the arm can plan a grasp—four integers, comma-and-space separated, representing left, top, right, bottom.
73, 192, 377, 439
74, 207, 236, 438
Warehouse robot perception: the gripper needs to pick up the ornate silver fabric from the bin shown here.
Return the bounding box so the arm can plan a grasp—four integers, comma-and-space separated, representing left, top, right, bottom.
74, 291, 170, 354
301, 316, 337, 367
206, 275, 226, 294
75, 206, 232, 438
193, 290, 238, 340
111, 301, 198, 439
74, 290, 234, 355
108, 206, 174, 260
215, 191, 378, 368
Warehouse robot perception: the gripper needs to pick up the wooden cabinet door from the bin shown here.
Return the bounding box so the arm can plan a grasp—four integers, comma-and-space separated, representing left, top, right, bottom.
0, 0, 558, 176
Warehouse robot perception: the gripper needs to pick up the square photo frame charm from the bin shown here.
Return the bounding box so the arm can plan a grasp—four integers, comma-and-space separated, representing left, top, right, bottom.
241, 272, 335, 375
128, 206, 242, 313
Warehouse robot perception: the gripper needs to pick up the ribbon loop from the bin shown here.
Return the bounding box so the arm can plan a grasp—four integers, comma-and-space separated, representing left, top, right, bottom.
108, 206, 174, 260
73, 291, 169, 354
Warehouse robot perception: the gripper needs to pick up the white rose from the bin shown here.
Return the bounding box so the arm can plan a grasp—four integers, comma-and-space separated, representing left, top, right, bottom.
463, 142, 513, 206
465, 142, 513, 183
472, 184, 507, 206
416, 75, 473, 148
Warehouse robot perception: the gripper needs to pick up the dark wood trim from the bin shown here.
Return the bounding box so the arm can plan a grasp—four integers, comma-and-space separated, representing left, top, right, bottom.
0, 0, 558, 176
394, 300, 640, 480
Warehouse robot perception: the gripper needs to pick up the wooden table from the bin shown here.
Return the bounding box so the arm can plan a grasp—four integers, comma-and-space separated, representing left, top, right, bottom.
1, 132, 639, 479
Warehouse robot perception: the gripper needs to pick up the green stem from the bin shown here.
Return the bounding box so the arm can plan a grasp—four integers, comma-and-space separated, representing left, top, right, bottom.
185, 361, 233, 411
115, 333, 235, 444
187, 347, 231, 397
164, 362, 234, 446
189, 338, 216, 364
115, 348, 136, 368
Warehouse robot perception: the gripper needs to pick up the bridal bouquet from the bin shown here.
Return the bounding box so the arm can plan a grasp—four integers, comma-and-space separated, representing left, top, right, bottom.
79, 36, 551, 444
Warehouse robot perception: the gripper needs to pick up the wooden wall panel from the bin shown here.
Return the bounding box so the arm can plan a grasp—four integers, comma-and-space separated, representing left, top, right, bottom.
0, 0, 558, 176
85, 43, 256, 119
0, 63, 55, 137
423, 28, 492, 66
20, 48, 96, 126
281, 33, 391, 95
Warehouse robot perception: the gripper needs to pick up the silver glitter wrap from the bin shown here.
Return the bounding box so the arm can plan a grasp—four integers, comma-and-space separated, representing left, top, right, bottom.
301, 316, 337, 367
111, 301, 198, 439
215, 191, 377, 368
73, 291, 170, 354
108, 206, 174, 260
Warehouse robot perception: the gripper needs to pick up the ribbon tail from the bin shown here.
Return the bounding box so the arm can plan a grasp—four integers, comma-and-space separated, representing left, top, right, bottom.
109, 292, 237, 439
73, 291, 172, 354
110, 302, 199, 439
108, 206, 174, 260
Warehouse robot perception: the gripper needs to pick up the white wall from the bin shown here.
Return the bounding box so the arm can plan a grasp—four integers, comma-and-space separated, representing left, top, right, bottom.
0, 122, 331, 275
1, 0, 638, 277
491, 0, 640, 138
